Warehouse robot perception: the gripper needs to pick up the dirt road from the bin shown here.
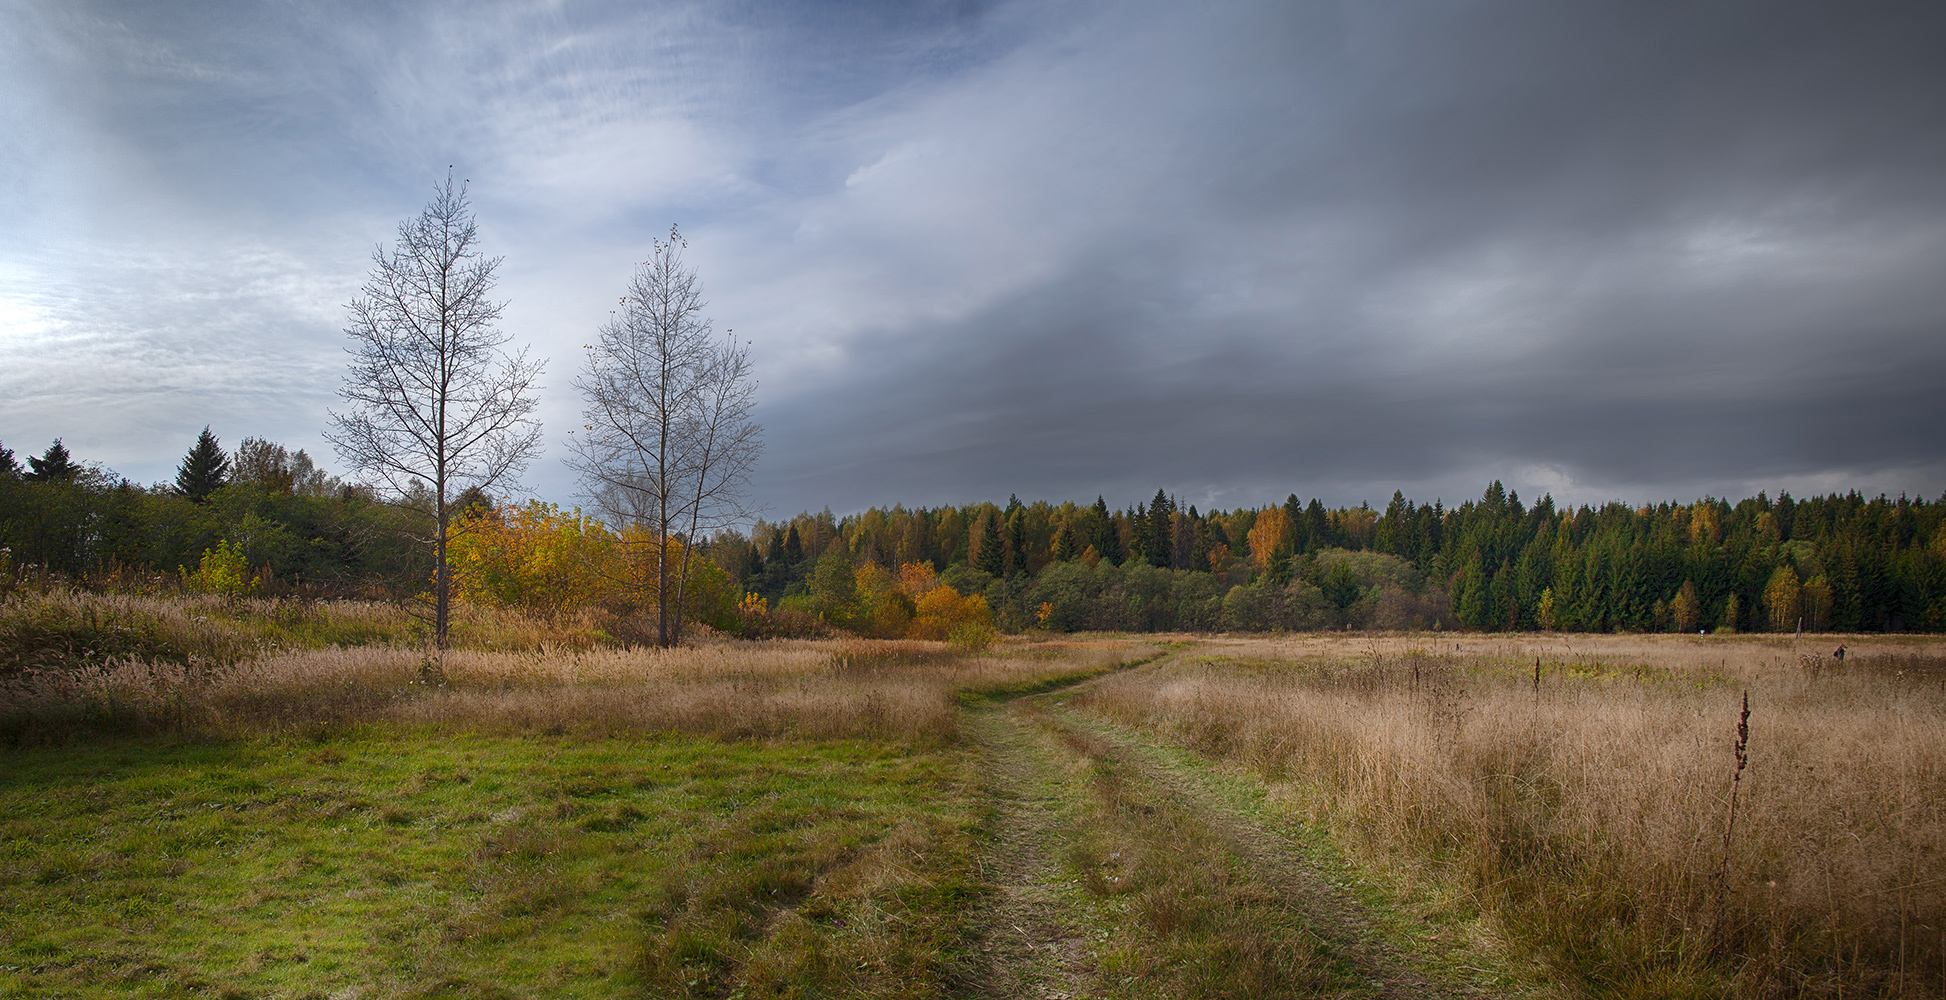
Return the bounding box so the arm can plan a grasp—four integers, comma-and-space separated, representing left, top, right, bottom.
961, 654, 1469, 1000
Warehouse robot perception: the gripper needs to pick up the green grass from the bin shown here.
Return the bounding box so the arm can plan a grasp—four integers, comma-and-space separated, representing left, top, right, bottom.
0, 730, 984, 999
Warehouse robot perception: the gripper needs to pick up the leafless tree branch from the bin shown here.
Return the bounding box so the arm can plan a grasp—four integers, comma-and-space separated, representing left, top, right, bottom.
324, 174, 544, 651
566, 226, 761, 646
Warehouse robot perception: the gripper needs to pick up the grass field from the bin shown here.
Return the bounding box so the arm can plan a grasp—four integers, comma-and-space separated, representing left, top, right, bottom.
2, 731, 980, 998
1076, 633, 1946, 999
4, 591, 1942, 998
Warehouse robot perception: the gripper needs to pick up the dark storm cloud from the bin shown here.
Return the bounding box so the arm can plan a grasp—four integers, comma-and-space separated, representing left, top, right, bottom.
753, 2, 1946, 513
3, 1, 1942, 514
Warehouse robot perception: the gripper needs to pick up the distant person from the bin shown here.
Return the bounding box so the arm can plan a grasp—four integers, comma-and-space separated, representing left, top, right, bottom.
1834, 645, 1846, 661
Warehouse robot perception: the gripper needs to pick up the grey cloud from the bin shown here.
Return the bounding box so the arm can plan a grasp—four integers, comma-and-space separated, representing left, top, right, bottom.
3, 0, 1942, 512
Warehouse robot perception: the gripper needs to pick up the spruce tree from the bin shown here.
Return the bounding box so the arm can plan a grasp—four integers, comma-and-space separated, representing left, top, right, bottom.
174, 426, 231, 502
1007, 507, 1028, 575
976, 510, 1006, 576
1283, 493, 1305, 548
1098, 502, 1126, 566
1052, 519, 1078, 562
24, 439, 77, 482
1304, 498, 1329, 551
784, 524, 805, 565
1129, 502, 1151, 564
0, 440, 17, 479
1146, 489, 1174, 568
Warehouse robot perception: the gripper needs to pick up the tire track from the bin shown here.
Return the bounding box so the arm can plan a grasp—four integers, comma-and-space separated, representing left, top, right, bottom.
963, 701, 1094, 999
962, 653, 1464, 999
1039, 699, 1460, 999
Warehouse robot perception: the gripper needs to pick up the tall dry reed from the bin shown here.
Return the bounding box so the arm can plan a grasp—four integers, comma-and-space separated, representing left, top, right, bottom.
1, 635, 1142, 747
1077, 633, 1946, 998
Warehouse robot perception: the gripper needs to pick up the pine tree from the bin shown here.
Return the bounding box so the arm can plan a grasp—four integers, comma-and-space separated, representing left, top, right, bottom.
1283, 494, 1305, 550
173, 426, 231, 502
1455, 556, 1488, 628
1006, 507, 1028, 575
1304, 498, 1329, 552
1324, 561, 1362, 611
1051, 519, 1079, 562
1147, 489, 1174, 568
1087, 496, 1122, 565
1718, 593, 1741, 633
1180, 506, 1204, 571
0, 440, 17, 479
976, 510, 1006, 576
24, 439, 77, 482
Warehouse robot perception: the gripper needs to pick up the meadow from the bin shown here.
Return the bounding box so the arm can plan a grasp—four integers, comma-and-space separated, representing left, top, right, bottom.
3, 588, 1942, 998
1077, 633, 1946, 998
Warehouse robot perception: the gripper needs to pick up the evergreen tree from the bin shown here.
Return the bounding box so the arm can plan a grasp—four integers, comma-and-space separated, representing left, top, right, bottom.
1283, 494, 1306, 550
24, 439, 78, 482
1007, 507, 1028, 575
1265, 550, 1293, 587
453, 484, 494, 518
1147, 489, 1174, 568
1303, 498, 1329, 552
783, 524, 805, 565
1182, 505, 1208, 572
976, 510, 1006, 576
0, 440, 17, 479
174, 427, 231, 502
1086, 496, 1122, 564
1323, 561, 1362, 611
1455, 556, 1488, 628
1051, 519, 1079, 562
1128, 502, 1151, 564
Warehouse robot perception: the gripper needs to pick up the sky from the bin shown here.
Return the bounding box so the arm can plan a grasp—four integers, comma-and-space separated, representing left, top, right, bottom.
3, 0, 1944, 519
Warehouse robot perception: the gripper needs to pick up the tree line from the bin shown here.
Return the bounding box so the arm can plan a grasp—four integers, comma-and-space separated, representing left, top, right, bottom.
713, 482, 1946, 635
5, 428, 1942, 635
0, 433, 429, 593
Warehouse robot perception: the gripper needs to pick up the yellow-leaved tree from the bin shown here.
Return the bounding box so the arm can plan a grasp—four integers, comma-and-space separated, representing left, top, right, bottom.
1246, 507, 1287, 575
1670, 580, 1702, 633
897, 562, 993, 644
1763, 566, 1803, 633
448, 501, 618, 617
182, 539, 255, 596
449, 503, 741, 637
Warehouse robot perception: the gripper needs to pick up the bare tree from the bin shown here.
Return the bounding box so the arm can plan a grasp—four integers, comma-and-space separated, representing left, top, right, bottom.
327, 174, 543, 651
569, 225, 760, 646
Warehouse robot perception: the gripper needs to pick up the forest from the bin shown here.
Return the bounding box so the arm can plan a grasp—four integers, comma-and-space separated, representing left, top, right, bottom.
4, 434, 1944, 637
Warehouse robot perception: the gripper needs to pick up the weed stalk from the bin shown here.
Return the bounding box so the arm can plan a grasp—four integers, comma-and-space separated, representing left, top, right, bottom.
1716, 689, 1752, 939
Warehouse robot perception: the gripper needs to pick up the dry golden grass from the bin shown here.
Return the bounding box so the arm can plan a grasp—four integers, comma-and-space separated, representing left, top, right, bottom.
2, 632, 1143, 747
1076, 632, 1946, 998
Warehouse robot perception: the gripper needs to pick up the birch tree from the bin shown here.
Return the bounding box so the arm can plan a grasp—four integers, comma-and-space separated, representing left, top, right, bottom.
326, 175, 543, 651
569, 225, 760, 646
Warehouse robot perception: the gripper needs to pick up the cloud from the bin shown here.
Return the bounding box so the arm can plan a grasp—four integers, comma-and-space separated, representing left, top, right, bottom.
2, 0, 1942, 515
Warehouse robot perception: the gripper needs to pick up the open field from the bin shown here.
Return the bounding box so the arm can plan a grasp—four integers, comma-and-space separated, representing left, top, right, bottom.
1078, 633, 1946, 998
3, 596, 1943, 998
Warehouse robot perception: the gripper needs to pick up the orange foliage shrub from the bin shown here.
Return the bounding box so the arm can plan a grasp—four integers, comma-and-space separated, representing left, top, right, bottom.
904, 564, 992, 641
